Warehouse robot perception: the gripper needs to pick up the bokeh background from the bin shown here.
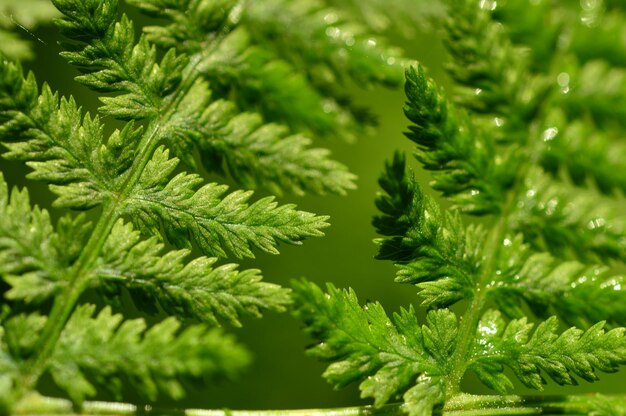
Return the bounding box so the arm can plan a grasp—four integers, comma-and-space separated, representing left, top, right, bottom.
3, 2, 625, 412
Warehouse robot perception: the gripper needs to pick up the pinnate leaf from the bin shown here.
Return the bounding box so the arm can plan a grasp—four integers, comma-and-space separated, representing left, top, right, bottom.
49, 304, 250, 405
95, 219, 291, 326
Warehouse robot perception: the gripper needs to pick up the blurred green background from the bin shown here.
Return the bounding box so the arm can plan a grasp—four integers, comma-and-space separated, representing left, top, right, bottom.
3, 3, 626, 412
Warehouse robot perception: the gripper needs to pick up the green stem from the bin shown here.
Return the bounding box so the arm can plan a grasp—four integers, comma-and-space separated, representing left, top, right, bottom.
14, 394, 626, 416
444, 214, 507, 394
17, 200, 120, 396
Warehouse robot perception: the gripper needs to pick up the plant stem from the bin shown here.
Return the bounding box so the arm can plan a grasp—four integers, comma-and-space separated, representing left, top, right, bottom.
16, 199, 120, 397
444, 212, 508, 394
14, 394, 626, 416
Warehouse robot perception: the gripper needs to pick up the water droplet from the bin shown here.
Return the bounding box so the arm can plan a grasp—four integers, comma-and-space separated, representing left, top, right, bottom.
474, 88, 483, 96
479, 324, 498, 336
545, 197, 559, 216
480, 0, 498, 10
324, 12, 338, 24
417, 374, 432, 383
542, 127, 559, 141
494, 117, 504, 127
325, 27, 340, 39
366, 38, 377, 47
322, 101, 336, 113
601, 279, 622, 291
557, 72, 571, 94
503, 238, 512, 247
386, 57, 396, 65
587, 217, 606, 230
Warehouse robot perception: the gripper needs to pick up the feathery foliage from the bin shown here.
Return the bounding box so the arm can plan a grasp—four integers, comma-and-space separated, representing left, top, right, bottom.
4, 0, 626, 416
293, 1, 626, 415
0, 0, 409, 413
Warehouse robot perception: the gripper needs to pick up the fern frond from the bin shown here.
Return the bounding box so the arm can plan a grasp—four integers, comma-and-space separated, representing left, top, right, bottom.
244, 0, 405, 87
558, 61, 626, 129
326, 0, 444, 36
126, 147, 328, 258
95, 220, 291, 326
292, 280, 453, 415
513, 169, 626, 263
404, 65, 501, 214
295, 1, 626, 413
52, 0, 185, 120
443, 0, 528, 117
0, 58, 139, 208
127, 0, 406, 141
0, 174, 64, 303
540, 111, 626, 196
373, 153, 483, 307
168, 80, 356, 196
470, 310, 626, 391
48, 304, 250, 405
490, 234, 626, 328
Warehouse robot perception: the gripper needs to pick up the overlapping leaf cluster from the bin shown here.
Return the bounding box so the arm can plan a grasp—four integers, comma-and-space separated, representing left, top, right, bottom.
0, 0, 409, 412
294, 1, 626, 415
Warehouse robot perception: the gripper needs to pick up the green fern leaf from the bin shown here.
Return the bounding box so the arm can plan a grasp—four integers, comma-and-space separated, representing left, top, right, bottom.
0, 174, 63, 303
0, 58, 141, 208
490, 234, 626, 328
49, 304, 250, 405
471, 310, 626, 391
292, 279, 455, 414
513, 168, 626, 263
126, 147, 329, 258
127, 0, 405, 141
53, 0, 185, 120
167, 79, 356, 195
95, 219, 291, 326
540, 109, 626, 196
404, 65, 501, 214
373, 153, 484, 307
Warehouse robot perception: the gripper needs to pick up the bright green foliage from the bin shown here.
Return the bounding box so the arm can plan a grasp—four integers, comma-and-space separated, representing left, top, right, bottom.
327, 0, 444, 36
0, 174, 64, 303
0, 0, 409, 412
403, 66, 501, 215
127, 147, 329, 258
96, 219, 291, 326
470, 310, 626, 391
373, 153, 483, 307
292, 280, 453, 415
126, 0, 408, 142
53, 0, 185, 120
513, 168, 626, 264
293, 0, 626, 415
49, 305, 249, 404
489, 233, 626, 329
540, 108, 626, 196
0, 0, 58, 60
0, 59, 135, 209
186, 97, 356, 196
